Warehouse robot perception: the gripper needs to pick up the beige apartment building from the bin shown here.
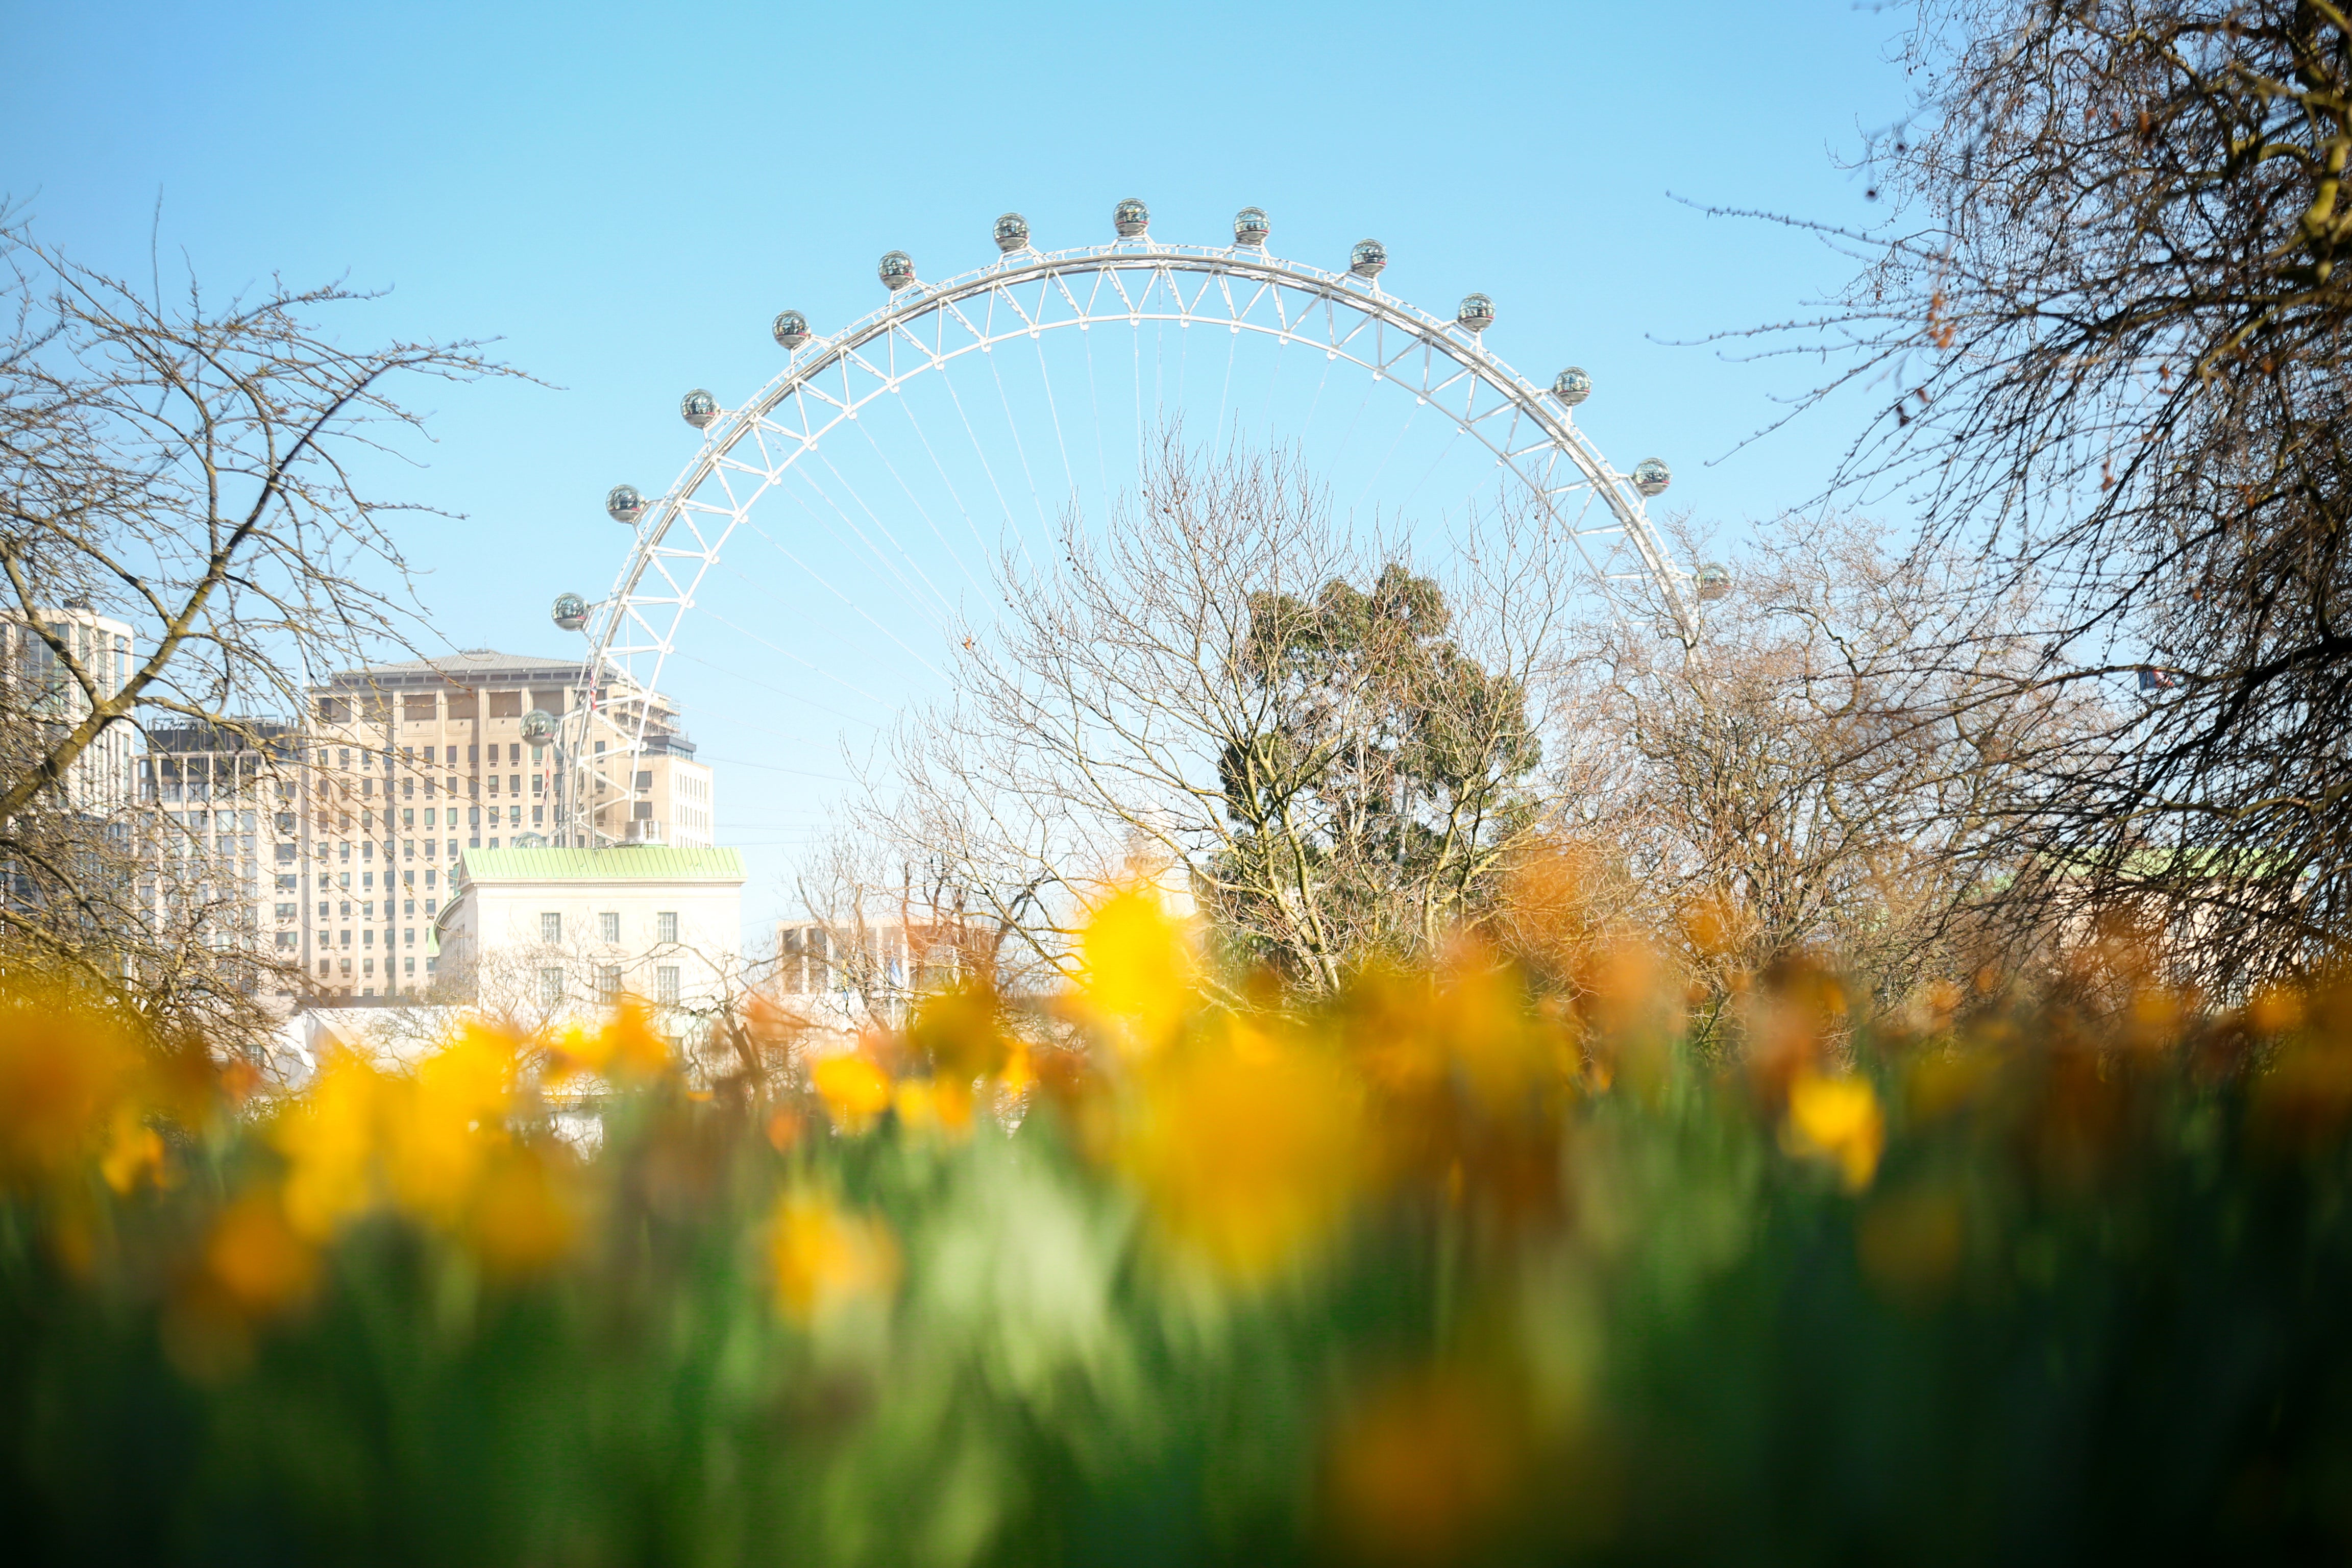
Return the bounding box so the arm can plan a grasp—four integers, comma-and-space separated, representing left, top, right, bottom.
137, 649, 715, 1003
4, 602, 140, 814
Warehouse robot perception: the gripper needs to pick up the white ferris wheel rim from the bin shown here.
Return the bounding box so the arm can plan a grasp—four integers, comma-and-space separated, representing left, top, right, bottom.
561, 233, 1690, 842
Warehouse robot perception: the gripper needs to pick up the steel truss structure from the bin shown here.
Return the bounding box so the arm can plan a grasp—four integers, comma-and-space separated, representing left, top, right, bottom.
560, 232, 1691, 847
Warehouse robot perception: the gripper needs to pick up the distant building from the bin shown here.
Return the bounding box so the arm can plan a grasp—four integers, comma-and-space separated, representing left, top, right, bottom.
112, 649, 720, 1006
434, 845, 746, 1027
139, 721, 305, 984
288, 649, 717, 1002
775, 916, 962, 1032
2, 603, 138, 812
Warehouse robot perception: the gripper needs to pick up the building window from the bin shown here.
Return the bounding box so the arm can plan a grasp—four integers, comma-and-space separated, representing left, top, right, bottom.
596, 911, 619, 943
596, 965, 620, 1004
404, 928, 414, 947
657, 911, 678, 944
656, 966, 679, 1005
538, 968, 562, 1007
541, 912, 562, 943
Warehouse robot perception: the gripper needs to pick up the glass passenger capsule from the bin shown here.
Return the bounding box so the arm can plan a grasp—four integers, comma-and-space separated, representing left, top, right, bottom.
1457, 293, 1496, 333
1113, 198, 1150, 238
550, 594, 589, 633
772, 309, 811, 351
1350, 238, 1387, 279
1632, 458, 1673, 498
994, 212, 1030, 252
1695, 562, 1733, 601
606, 483, 647, 524
877, 250, 917, 291
520, 709, 559, 745
1233, 206, 1270, 247
679, 389, 720, 429
1552, 366, 1592, 406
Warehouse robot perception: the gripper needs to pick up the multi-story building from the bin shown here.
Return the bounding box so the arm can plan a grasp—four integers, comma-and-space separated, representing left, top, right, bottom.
115, 649, 718, 1005
288, 650, 716, 1001
140, 722, 305, 993
433, 845, 746, 1026
774, 916, 961, 1031
2, 602, 139, 813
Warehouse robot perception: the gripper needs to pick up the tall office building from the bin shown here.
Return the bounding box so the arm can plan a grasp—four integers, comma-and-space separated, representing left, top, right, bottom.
128, 649, 713, 1003
293, 651, 714, 999
2, 603, 139, 813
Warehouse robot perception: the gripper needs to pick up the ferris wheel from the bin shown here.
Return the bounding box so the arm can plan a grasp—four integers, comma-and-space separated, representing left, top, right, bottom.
548, 201, 1704, 854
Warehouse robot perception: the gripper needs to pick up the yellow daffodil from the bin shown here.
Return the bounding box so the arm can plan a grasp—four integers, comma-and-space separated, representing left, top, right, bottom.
767, 1190, 900, 1324
1783, 1072, 1885, 1191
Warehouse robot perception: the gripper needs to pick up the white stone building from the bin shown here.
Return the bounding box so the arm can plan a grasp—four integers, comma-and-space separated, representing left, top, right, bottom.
433, 845, 746, 1022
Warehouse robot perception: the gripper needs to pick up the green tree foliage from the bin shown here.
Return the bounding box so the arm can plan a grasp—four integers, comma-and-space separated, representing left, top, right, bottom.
1212, 564, 1541, 978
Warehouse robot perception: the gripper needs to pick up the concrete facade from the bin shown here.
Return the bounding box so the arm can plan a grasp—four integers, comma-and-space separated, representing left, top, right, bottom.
434, 845, 746, 1025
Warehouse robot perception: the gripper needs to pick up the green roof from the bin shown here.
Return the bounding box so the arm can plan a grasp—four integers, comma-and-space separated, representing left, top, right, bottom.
458, 846, 746, 883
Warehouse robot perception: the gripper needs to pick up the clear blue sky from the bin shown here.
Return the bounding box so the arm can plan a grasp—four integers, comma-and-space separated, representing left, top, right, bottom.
5, 0, 1915, 918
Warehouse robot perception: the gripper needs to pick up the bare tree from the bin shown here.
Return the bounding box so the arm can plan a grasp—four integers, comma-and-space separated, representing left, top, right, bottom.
1733, 1, 2352, 984
1570, 517, 2080, 1024
0, 215, 507, 1037
874, 434, 1579, 996
787, 828, 978, 1030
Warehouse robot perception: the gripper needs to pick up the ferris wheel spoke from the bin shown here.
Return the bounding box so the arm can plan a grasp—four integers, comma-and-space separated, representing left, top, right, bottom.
742, 511, 947, 681
1027, 321, 1082, 514
699, 598, 893, 717
799, 449, 961, 629
847, 402, 990, 601
982, 342, 1053, 542
882, 387, 1001, 578
931, 357, 1037, 573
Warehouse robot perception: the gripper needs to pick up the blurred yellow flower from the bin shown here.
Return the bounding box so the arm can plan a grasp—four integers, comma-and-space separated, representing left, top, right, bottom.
0, 989, 143, 1186
768, 1190, 901, 1324
545, 1000, 672, 1084
1076, 887, 1197, 1051
276, 1053, 388, 1241
908, 981, 1006, 1081
2246, 983, 2306, 1036
383, 1026, 516, 1226
203, 1189, 318, 1316
1124, 1019, 1365, 1280
1784, 1072, 1884, 1191
99, 1102, 165, 1196
814, 1053, 894, 1130
467, 1145, 581, 1276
